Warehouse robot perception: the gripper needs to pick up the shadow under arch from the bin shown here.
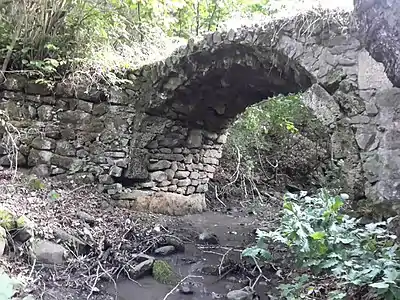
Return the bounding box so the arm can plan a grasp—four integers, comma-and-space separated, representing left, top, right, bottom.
148, 43, 315, 132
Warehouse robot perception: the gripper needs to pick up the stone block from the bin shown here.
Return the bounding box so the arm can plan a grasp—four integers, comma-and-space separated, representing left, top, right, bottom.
77, 100, 93, 113
165, 169, 175, 180
37, 105, 53, 121
177, 178, 191, 187
110, 166, 123, 177
196, 184, 208, 193
187, 129, 203, 148
28, 149, 53, 166
190, 172, 200, 179
55, 141, 76, 156
125, 148, 149, 180
175, 171, 190, 179
150, 171, 167, 182
51, 154, 83, 172
99, 174, 114, 184
149, 160, 171, 171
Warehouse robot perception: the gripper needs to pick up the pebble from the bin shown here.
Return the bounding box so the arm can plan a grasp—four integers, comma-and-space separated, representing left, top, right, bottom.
77, 211, 96, 225
197, 231, 219, 245
226, 289, 253, 300
154, 245, 176, 256
179, 284, 194, 295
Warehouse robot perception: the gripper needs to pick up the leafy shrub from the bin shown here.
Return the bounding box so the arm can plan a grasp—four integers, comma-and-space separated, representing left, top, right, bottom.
0, 0, 276, 79
224, 93, 330, 190
245, 190, 400, 299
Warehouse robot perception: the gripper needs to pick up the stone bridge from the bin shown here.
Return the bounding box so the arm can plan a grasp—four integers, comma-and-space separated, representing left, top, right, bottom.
0, 10, 398, 215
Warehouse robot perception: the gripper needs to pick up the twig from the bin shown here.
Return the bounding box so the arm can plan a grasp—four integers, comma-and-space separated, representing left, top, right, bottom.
218, 248, 232, 276
87, 265, 100, 300
162, 275, 203, 300
98, 261, 118, 299
28, 258, 37, 279
251, 257, 269, 289
214, 186, 227, 207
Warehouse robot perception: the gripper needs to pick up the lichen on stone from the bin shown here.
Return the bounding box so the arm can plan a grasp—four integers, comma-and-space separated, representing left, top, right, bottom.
152, 260, 178, 285
28, 178, 46, 190
0, 208, 16, 230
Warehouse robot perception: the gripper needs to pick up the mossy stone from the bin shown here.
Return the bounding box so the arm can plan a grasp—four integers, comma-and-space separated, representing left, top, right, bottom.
0, 209, 16, 230
152, 260, 178, 285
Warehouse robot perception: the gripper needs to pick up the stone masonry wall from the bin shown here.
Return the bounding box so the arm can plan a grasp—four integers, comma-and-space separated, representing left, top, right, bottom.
0, 77, 226, 208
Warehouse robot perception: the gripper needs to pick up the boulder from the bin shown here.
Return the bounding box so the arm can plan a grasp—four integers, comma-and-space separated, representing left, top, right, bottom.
33, 240, 67, 264
127, 191, 207, 216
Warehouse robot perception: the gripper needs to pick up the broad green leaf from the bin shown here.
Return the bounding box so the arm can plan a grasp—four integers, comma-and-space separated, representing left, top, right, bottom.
370, 282, 390, 289
310, 231, 325, 240
283, 202, 293, 212
384, 269, 399, 283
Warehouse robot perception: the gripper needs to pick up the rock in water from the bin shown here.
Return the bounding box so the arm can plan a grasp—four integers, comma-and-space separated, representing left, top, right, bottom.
33, 240, 67, 264
227, 290, 253, 300
197, 231, 219, 245
128, 259, 154, 279
179, 283, 194, 295
154, 245, 176, 256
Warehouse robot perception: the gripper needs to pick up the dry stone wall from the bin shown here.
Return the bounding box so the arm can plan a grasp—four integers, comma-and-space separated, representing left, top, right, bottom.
0, 10, 398, 215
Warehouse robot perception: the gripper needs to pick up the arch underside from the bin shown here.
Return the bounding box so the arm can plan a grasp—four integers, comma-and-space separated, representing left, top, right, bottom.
148, 45, 314, 132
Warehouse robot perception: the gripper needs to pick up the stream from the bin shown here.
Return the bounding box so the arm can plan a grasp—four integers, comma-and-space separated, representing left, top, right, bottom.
105, 211, 271, 300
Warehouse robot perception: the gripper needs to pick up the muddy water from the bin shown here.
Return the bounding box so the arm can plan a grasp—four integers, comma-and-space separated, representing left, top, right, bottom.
107, 211, 269, 300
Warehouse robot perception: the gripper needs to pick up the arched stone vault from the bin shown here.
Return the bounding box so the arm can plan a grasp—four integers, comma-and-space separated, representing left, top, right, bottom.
147, 44, 314, 132
125, 11, 366, 202
0, 10, 396, 215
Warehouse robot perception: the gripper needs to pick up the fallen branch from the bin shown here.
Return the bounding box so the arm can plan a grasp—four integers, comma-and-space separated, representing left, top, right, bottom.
218, 248, 232, 276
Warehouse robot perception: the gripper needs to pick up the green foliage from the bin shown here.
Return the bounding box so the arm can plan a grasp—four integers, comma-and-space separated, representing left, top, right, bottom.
28, 178, 45, 191
225, 93, 329, 188
245, 190, 400, 299
278, 274, 310, 300
152, 260, 178, 285
48, 190, 61, 202
0, 0, 274, 78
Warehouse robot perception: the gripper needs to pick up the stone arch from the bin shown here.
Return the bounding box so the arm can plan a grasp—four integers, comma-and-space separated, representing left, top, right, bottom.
124, 11, 365, 205
147, 43, 314, 132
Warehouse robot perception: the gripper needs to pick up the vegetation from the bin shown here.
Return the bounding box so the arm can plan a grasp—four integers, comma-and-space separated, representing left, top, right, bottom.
152, 260, 178, 285
0, 1, 388, 300
0, 0, 277, 82
244, 190, 400, 299
222, 93, 333, 195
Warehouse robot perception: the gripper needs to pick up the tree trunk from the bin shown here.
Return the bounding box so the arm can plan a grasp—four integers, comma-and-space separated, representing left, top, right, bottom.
354, 0, 400, 87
